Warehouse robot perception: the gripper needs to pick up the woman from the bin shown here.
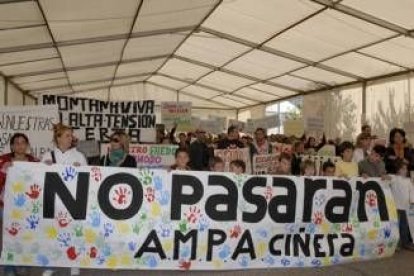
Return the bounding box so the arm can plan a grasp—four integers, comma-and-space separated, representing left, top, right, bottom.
353, 133, 371, 163
41, 123, 87, 166
41, 124, 86, 276
0, 133, 38, 276
101, 131, 136, 168
385, 128, 414, 174
304, 134, 326, 155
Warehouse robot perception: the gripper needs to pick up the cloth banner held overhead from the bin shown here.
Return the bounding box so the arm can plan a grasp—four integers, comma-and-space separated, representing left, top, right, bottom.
41, 95, 156, 143
101, 144, 178, 169
253, 154, 279, 175
161, 102, 192, 132
1, 162, 399, 270
214, 148, 252, 174
0, 105, 58, 158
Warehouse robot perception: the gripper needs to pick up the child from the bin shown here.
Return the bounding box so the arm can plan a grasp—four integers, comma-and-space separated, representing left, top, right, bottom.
276, 152, 292, 175
170, 148, 190, 171
390, 160, 414, 251
209, 156, 225, 172
322, 160, 336, 176
358, 145, 387, 178
229, 160, 246, 174
301, 159, 316, 176
335, 141, 358, 178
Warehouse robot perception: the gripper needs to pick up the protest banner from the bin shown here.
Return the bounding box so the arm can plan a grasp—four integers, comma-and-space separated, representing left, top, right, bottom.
228, 119, 246, 131
272, 142, 293, 155
0, 105, 58, 158
253, 154, 279, 175
283, 119, 304, 137
101, 144, 178, 168
301, 155, 342, 176
214, 148, 252, 174
42, 95, 156, 143
2, 162, 399, 269
161, 102, 192, 132
246, 115, 280, 133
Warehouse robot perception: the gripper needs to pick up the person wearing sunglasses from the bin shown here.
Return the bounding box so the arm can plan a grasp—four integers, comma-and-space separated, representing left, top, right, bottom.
101, 131, 137, 168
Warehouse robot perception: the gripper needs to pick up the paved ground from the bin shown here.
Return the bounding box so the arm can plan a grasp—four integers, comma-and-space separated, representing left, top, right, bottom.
1, 250, 414, 276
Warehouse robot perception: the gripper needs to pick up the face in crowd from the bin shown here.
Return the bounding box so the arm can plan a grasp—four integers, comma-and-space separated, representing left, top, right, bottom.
110, 134, 122, 151
11, 135, 29, 155
255, 129, 265, 142
228, 128, 239, 141
323, 166, 335, 177
176, 151, 190, 169
57, 129, 73, 151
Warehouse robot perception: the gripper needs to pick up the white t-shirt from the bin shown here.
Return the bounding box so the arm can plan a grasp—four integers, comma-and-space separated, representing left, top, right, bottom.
353, 148, 369, 164
390, 175, 414, 210
41, 147, 88, 166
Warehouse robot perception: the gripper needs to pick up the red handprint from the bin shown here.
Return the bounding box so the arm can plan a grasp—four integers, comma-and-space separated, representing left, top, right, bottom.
341, 223, 353, 233
6, 222, 21, 236
377, 243, 385, 255
112, 187, 130, 205
66, 246, 80, 260
26, 184, 41, 199
229, 225, 242, 238
91, 167, 102, 182
313, 211, 324, 225
56, 211, 72, 228
144, 187, 155, 203
366, 192, 377, 207
185, 206, 201, 223
179, 260, 191, 270
264, 186, 273, 201
89, 247, 97, 259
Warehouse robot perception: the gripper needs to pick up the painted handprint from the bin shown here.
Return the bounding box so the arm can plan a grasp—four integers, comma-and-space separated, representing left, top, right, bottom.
128, 241, 137, 252
314, 194, 327, 207
36, 254, 49, 266
62, 166, 77, 182
26, 214, 39, 230
14, 193, 26, 207
145, 187, 155, 203
341, 223, 353, 233
366, 192, 377, 207
73, 224, 83, 237
185, 206, 201, 223
180, 245, 191, 258
91, 167, 102, 182
56, 211, 72, 228
66, 246, 80, 260
178, 260, 191, 270
6, 222, 21, 236
239, 256, 250, 267
218, 244, 231, 259
113, 186, 130, 205
89, 246, 98, 258
313, 211, 324, 225
198, 215, 209, 232
138, 169, 153, 186
57, 232, 71, 247
31, 201, 41, 214
158, 223, 171, 238
229, 225, 242, 238
153, 175, 163, 190
383, 224, 392, 239
25, 184, 41, 199
103, 222, 114, 238
280, 258, 290, 267
89, 210, 101, 228
157, 190, 170, 206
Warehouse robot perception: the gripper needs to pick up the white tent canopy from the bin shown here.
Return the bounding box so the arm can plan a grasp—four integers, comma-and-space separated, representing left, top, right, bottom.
1, 0, 414, 110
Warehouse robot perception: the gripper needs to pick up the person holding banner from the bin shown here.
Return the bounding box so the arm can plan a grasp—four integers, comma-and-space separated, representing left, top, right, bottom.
0, 133, 38, 276
252, 128, 271, 155
189, 129, 210, 171
217, 126, 244, 149
101, 131, 137, 168
335, 141, 358, 178
41, 123, 87, 167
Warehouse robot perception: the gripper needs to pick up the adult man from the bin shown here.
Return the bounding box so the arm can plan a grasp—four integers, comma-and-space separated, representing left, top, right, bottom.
217, 126, 244, 149
189, 129, 210, 170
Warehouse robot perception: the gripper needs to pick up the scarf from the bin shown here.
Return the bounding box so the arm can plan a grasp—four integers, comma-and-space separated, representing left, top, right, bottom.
109, 149, 126, 166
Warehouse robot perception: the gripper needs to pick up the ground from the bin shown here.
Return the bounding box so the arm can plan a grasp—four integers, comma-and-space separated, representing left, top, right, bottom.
2, 250, 413, 276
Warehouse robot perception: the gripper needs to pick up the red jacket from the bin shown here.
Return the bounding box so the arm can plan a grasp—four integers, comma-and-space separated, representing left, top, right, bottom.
0, 153, 38, 207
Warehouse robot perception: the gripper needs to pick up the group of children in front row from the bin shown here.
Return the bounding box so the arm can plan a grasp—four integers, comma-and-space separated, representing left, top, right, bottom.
170, 142, 414, 251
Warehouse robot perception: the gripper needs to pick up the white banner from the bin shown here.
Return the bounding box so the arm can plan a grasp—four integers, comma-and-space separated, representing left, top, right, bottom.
0, 105, 58, 158
1, 163, 399, 270
42, 95, 156, 143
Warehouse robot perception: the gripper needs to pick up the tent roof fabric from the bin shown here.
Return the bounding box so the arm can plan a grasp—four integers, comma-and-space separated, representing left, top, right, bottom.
1, 0, 414, 109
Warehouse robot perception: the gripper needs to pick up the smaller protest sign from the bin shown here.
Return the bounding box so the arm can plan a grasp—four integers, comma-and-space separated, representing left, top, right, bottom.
161, 102, 192, 131
283, 118, 304, 137
253, 153, 279, 175
214, 148, 252, 174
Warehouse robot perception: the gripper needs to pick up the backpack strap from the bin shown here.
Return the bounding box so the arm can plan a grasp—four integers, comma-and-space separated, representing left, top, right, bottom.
51, 151, 56, 164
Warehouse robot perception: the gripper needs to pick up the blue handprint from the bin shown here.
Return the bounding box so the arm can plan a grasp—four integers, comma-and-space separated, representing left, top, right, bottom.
198, 215, 209, 232
331, 255, 340, 265
383, 224, 392, 239
218, 245, 231, 259
239, 256, 249, 267
103, 222, 114, 238
26, 215, 39, 230
314, 194, 326, 207
306, 223, 316, 234
256, 228, 268, 238
96, 255, 106, 265
281, 258, 290, 267
157, 190, 170, 206
62, 166, 77, 182
36, 254, 49, 266
14, 193, 26, 207
158, 224, 171, 238
180, 245, 191, 258
145, 255, 158, 268
264, 255, 275, 266
311, 259, 321, 267
295, 257, 305, 267
153, 176, 163, 191
89, 211, 101, 228
128, 241, 137, 252
57, 232, 71, 247
285, 224, 296, 233
101, 244, 111, 256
